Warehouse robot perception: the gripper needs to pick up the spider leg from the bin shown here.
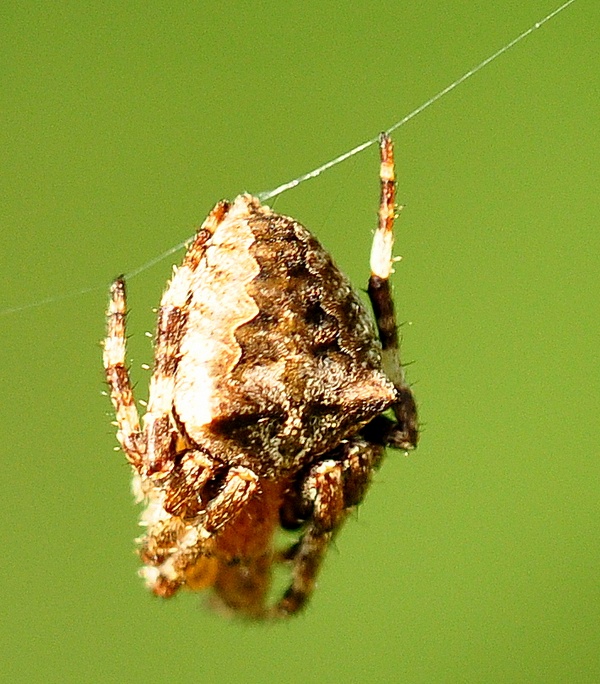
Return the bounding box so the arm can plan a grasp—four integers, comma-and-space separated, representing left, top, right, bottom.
143, 201, 230, 476
103, 278, 145, 470
139, 460, 259, 598
202, 466, 260, 535
274, 438, 384, 617
367, 132, 418, 450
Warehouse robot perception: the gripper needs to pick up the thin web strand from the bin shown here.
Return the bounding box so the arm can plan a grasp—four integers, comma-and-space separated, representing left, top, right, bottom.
0, 237, 191, 317
258, 0, 577, 202
0, 284, 104, 316
0, 0, 577, 318
123, 239, 190, 279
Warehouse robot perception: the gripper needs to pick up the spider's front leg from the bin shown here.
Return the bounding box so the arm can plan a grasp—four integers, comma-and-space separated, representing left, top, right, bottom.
139, 453, 259, 598
103, 278, 145, 470
368, 132, 418, 450
275, 437, 385, 617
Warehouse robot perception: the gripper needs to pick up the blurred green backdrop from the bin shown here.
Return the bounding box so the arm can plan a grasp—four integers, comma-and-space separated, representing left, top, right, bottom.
1, 1, 598, 682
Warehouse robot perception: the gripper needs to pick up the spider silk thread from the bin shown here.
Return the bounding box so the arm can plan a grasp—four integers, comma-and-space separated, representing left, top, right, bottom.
0, 0, 578, 318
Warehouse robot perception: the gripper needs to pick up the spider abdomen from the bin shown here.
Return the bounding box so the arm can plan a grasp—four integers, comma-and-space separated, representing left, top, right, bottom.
173, 194, 396, 476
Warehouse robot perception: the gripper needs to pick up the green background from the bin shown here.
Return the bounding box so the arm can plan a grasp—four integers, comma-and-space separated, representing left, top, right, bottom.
1, 2, 598, 682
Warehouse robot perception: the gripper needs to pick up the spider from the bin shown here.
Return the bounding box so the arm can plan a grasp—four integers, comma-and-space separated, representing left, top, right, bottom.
103, 132, 418, 619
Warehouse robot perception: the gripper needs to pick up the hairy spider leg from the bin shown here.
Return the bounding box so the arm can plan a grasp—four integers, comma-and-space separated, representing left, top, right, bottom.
274, 438, 385, 617
367, 133, 418, 450
104, 279, 145, 469
140, 463, 260, 598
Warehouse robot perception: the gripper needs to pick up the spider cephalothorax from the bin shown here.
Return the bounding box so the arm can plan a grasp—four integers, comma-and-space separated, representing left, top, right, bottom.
103, 133, 418, 618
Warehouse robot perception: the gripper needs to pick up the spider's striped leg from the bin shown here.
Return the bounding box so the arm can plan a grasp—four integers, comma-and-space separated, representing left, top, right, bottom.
275, 460, 343, 617
139, 463, 259, 599
143, 201, 230, 476
274, 438, 384, 617
367, 133, 418, 450
104, 278, 145, 470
